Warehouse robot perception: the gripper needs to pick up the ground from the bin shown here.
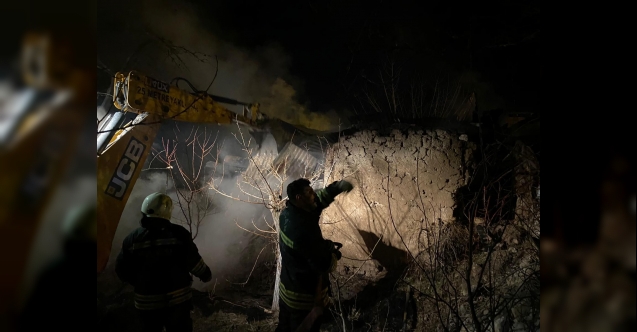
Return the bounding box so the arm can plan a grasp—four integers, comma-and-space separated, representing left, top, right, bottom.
97, 259, 418, 332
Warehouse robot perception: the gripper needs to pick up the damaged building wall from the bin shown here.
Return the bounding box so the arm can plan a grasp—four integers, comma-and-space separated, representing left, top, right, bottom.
320, 128, 477, 267
316, 128, 541, 330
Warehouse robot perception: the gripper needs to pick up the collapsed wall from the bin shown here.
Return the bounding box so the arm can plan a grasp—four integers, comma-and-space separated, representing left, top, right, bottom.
320, 127, 477, 267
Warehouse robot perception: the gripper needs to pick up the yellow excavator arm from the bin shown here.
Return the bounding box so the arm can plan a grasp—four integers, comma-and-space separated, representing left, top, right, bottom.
97, 71, 267, 273
112, 71, 264, 126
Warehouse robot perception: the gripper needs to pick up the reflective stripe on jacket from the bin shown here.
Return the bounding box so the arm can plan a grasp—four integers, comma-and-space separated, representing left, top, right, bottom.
134, 286, 192, 310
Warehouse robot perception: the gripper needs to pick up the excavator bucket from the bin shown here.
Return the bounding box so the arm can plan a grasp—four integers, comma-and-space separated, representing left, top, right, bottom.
272, 142, 319, 179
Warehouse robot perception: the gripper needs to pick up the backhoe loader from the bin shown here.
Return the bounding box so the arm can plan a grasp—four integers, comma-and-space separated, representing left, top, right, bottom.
96, 70, 329, 273
97, 70, 276, 273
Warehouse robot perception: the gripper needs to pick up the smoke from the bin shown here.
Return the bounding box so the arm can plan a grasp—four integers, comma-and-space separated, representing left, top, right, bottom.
189, 175, 272, 291
128, 0, 340, 279
137, 0, 261, 99
103, 131, 280, 292
99, 0, 346, 292
260, 78, 344, 132
189, 132, 280, 290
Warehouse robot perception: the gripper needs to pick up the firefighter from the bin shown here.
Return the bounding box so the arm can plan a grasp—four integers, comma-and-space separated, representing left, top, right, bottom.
115, 192, 212, 332
275, 178, 354, 332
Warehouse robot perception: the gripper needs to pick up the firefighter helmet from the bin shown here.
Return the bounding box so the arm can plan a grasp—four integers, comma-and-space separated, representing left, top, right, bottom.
141, 192, 173, 220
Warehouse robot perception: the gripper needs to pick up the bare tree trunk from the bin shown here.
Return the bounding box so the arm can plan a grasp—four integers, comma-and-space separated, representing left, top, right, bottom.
272, 243, 282, 312
271, 210, 282, 312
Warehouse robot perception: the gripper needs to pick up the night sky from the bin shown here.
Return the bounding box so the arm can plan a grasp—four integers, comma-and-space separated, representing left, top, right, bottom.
97, 0, 540, 120
190, 0, 541, 115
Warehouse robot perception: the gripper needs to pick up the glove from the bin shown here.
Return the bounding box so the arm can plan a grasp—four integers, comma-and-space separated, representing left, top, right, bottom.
324, 240, 343, 251
324, 240, 343, 260
336, 180, 354, 193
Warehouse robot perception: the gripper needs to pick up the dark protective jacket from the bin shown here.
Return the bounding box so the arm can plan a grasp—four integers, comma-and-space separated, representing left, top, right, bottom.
278, 182, 343, 310
115, 217, 211, 310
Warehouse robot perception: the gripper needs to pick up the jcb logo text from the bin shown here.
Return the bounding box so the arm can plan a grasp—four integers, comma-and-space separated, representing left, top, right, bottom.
105, 137, 145, 200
